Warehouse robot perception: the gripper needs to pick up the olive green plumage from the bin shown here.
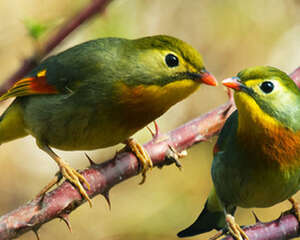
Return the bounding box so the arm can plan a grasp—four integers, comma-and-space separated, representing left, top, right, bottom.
178, 66, 300, 238
0, 35, 216, 206
0, 35, 215, 149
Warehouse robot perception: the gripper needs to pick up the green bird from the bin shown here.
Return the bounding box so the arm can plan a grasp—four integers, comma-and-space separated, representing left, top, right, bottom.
178, 66, 300, 240
0, 35, 217, 207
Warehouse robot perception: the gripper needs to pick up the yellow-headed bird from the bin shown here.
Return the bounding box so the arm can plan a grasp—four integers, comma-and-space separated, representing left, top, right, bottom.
178, 66, 300, 240
0, 35, 217, 207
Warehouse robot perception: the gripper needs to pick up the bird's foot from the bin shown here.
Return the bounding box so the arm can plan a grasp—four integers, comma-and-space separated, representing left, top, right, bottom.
36, 143, 92, 207
289, 197, 300, 221
59, 162, 92, 207
126, 138, 153, 184
226, 214, 249, 240
36, 164, 92, 207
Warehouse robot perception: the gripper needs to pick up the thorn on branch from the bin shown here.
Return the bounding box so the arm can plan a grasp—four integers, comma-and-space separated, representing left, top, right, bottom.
59, 213, 72, 232
102, 190, 111, 210
85, 153, 96, 166
147, 121, 161, 142
158, 145, 187, 169
251, 211, 261, 223
32, 229, 40, 240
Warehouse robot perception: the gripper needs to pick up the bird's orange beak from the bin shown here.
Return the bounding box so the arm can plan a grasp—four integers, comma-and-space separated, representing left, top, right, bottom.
200, 71, 218, 86
222, 77, 243, 90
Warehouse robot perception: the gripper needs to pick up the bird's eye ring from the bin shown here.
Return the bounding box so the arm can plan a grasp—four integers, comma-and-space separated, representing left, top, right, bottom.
165, 54, 179, 68
260, 81, 274, 94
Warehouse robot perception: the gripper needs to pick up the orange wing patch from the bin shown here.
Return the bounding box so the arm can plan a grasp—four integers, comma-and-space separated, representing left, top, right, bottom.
0, 70, 58, 101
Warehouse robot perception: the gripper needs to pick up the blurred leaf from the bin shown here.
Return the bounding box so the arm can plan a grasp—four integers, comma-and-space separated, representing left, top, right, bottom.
23, 18, 49, 40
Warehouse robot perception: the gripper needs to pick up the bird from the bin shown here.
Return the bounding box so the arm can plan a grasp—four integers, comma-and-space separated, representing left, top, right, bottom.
0, 35, 217, 207
177, 66, 300, 240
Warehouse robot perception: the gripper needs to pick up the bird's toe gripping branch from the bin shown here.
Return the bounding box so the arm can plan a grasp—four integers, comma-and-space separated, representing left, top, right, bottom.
126, 138, 153, 184
36, 143, 92, 207
37, 161, 92, 208
59, 162, 92, 206
38, 162, 92, 207
226, 214, 249, 240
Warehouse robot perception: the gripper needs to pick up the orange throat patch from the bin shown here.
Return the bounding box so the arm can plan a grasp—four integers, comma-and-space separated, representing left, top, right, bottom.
235, 93, 300, 168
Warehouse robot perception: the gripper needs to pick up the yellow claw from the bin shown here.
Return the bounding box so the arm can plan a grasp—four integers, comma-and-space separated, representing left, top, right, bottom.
126, 138, 153, 184
226, 214, 249, 240
59, 162, 92, 207
37, 143, 92, 207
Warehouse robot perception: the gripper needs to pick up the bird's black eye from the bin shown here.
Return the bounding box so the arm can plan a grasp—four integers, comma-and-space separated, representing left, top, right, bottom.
165, 54, 179, 68
260, 81, 274, 94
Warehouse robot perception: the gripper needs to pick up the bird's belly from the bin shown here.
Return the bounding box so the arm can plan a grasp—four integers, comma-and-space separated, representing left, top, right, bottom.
235, 171, 299, 208
23, 96, 138, 151
42, 115, 136, 150
213, 156, 300, 208
48, 123, 133, 150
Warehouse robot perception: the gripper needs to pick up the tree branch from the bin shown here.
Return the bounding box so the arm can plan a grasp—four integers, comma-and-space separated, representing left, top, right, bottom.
221, 213, 300, 240
0, 99, 235, 240
1, 67, 300, 239
0, 0, 114, 95
1, 4, 300, 237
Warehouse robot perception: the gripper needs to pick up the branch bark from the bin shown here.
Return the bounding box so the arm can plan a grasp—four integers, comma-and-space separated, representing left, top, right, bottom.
221, 213, 300, 240
0, 68, 300, 239
0, 0, 114, 95
0, 99, 235, 240
1, 3, 300, 237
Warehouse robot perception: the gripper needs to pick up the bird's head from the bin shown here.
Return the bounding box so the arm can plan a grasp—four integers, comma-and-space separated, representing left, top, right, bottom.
129, 35, 217, 86
116, 35, 217, 114
222, 66, 300, 130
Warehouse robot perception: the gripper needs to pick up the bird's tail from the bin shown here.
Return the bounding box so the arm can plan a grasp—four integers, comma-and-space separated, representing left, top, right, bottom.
177, 188, 226, 237
0, 99, 28, 144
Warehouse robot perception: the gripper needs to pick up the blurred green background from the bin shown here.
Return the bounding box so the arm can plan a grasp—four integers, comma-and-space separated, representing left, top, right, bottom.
0, 0, 300, 239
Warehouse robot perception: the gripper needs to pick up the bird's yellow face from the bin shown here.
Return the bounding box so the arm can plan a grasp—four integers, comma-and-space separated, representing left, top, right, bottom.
232, 77, 286, 136
223, 66, 300, 131
222, 66, 300, 167
117, 48, 206, 106
114, 35, 217, 124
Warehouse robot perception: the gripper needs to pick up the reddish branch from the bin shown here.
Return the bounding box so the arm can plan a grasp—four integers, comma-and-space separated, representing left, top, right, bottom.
0, 0, 114, 95
1, 2, 300, 238
0, 99, 235, 240
221, 213, 300, 240
1, 69, 300, 240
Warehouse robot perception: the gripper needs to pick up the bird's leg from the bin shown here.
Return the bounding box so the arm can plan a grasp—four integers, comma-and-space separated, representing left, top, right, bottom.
225, 214, 249, 240
37, 143, 92, 207
125, 138, 153, 184
288, 197, 300, 221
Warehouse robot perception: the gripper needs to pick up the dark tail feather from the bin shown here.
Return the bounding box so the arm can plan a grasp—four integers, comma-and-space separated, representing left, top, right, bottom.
177, 201, 226, 238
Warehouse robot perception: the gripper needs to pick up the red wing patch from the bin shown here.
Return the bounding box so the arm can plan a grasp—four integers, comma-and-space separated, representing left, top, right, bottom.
0, 70, 58, 101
